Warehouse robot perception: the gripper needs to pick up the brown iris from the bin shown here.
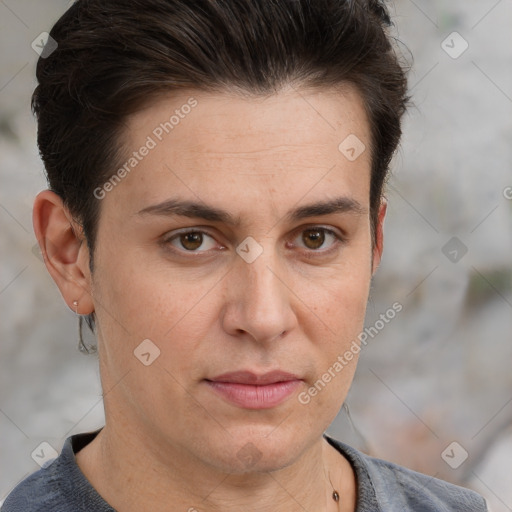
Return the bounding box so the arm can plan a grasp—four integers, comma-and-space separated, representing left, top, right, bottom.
302, 228, 325, 250
180, 232, 204, 251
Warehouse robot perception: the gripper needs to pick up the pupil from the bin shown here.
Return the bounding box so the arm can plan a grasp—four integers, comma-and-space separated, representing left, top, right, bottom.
304, 229, 324, 249
182, 232, 202, 250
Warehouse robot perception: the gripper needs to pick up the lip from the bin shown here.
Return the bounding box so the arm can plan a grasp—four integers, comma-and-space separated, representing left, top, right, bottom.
205, 370, 303, 409
208, 370, 301, 385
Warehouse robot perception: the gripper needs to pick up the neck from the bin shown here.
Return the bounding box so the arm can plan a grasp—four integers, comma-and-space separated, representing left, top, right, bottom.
76, 423, 355, 512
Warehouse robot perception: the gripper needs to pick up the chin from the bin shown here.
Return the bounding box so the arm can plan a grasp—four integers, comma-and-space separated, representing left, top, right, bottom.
204, 428, 307, 474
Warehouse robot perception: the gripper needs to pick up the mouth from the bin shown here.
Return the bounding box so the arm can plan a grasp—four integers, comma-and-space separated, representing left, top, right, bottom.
204, 370, 303, 409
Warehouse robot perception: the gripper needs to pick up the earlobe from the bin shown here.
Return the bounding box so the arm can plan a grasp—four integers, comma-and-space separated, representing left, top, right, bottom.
32, 190, 94, 315
371, 198, 387, 275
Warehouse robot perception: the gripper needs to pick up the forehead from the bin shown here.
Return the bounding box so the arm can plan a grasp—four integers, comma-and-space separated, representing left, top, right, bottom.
109, 85, 372, 215
127, 84, 370, 152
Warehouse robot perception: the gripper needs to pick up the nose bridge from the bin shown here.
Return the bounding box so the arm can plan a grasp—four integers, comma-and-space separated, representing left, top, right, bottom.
227, 236, 295, 341
240, 238, 285, 308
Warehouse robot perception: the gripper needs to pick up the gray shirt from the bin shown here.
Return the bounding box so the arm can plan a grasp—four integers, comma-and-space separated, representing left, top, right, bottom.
2, 429, 489, 511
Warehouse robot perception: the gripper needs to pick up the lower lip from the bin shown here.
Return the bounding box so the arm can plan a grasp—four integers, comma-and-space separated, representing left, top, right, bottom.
205, 380, 302, 409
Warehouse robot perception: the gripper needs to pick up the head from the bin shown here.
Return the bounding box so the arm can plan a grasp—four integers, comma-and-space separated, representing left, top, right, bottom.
33, 0, 408, 474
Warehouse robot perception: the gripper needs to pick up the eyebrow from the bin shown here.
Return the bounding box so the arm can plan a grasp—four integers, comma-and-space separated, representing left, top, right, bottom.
136, 195, 367, 226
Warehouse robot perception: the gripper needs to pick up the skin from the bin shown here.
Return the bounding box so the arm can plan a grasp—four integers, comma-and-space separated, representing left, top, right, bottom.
33, 84, 386, 512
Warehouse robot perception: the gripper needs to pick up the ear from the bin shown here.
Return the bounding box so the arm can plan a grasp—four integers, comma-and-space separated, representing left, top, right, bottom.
371, 198, 387, 276
32, 190, 94, 315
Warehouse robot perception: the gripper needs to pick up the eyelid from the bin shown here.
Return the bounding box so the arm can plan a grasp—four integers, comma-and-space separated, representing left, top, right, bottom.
291, 224, 346, 240
161, 227, 221, 254
288, 225, 346, 254
161, 224, 346, 256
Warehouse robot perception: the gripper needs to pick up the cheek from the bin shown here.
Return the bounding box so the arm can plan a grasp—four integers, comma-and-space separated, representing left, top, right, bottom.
299, 273, 369, 422
93, 247, 175, 334
91, 249, 217, 370
309, 253, 372, 338
299, 245, 372, 408
91, 255, 212, 416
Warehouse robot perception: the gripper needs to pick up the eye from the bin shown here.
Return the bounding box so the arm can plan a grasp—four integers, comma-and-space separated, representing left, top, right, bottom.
290, 226, 344, 254
163, 229, 220, 253
162, 226, 344, 257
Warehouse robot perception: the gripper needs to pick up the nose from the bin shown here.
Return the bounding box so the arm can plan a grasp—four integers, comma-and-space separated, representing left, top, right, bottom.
220, 242, 297, 344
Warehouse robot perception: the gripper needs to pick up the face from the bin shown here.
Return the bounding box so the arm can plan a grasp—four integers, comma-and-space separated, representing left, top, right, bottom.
82, 85, 384, 472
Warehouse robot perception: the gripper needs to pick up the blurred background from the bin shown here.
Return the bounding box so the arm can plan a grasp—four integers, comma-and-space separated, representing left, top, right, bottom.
1, 0, 511, 509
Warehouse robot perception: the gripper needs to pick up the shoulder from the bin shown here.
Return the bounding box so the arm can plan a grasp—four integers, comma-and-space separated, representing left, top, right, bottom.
360, 451, 489, 511
1, 457, 71, 512
324, 435, 490, 512
1, 430, 113, 512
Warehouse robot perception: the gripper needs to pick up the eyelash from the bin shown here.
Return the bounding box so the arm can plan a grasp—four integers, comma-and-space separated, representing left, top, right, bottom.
161, 226, 345, 259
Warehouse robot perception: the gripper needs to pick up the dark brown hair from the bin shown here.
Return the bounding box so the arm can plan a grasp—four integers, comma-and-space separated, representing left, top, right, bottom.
32, 0, 409, 342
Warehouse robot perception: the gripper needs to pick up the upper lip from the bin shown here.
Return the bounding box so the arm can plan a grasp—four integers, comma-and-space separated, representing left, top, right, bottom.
206, 370, 301, 385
